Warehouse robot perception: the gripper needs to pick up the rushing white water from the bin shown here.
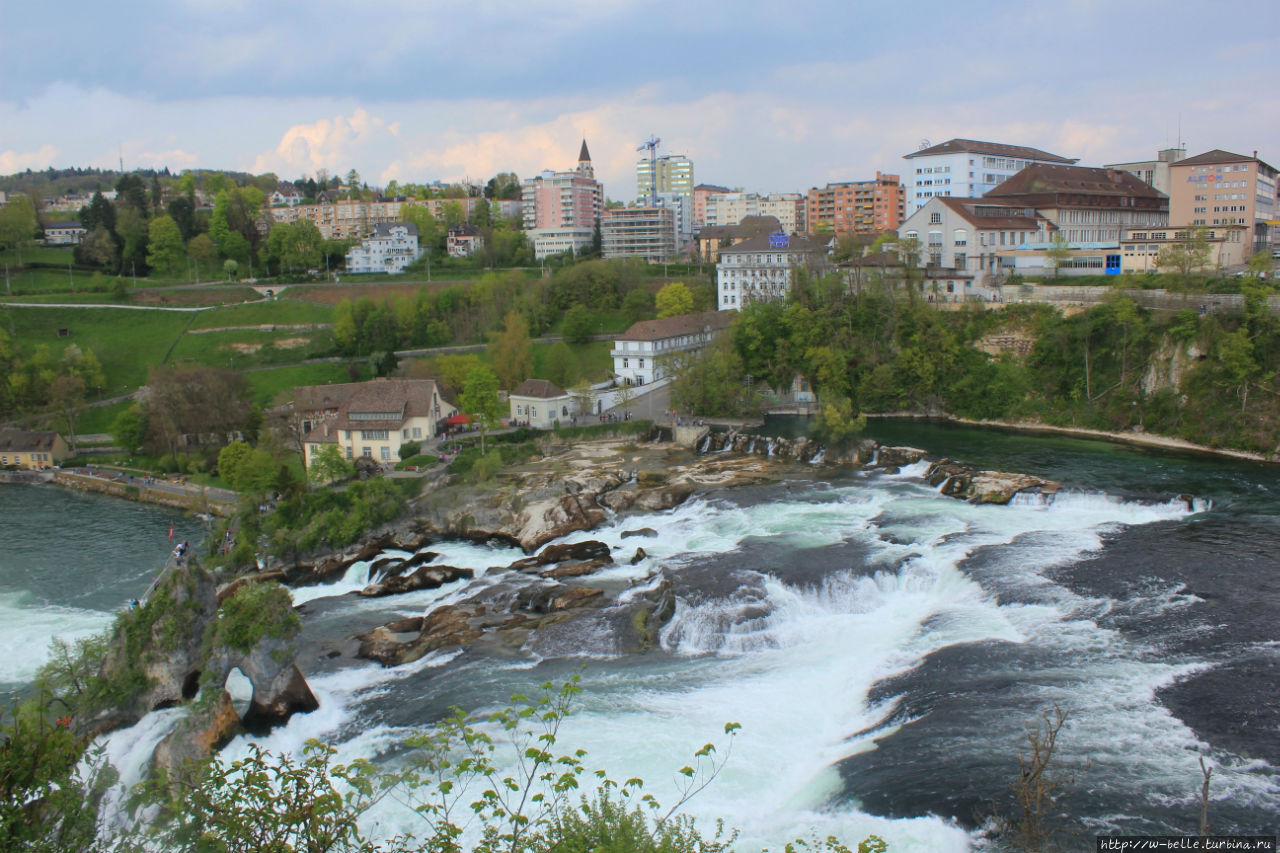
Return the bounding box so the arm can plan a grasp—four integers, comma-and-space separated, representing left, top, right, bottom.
81, 462, 1280, 850
0, 590, 115, 683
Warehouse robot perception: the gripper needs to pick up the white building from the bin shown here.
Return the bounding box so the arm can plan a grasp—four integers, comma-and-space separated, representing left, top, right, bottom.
43, 222, 87, 245
705, 192, 805, 234
270, 185, 305, 207
530, 227, 595, 260
903, 139, 1077, 211
716, 232, 833, 310
345, 222, 422, 274
446, 223, 484, 258
611, 310, 736, 388
508, 379, 576, 429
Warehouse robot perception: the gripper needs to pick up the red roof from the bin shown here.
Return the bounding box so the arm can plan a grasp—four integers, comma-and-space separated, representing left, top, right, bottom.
444, 414, 471, 425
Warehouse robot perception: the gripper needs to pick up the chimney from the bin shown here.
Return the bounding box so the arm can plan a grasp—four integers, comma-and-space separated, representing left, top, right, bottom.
1254, 150, 1258, 159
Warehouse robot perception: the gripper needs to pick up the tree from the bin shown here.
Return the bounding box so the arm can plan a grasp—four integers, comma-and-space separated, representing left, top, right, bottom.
76, 227, 118, 270
488, 310, 533, 389
111, 404, 148, 454
543, 341, 580, 388
561, 304, 595, 344
613, 382, 635, 417
145, 215, 186, 278
47, 374, 87, 453
187, 234, 218, 280
308, 444, 354, 485
217, 440, 278, 496
1155, 226, 1212, 276
1045, 234, 1072, 279
622, 288, 654, 326
1246, 248, 1274, 280
459, 365, 501, 453
655, 281, 694, 318
812, 391, 866, 446
143, 366, 253, 459
1218, 328, 1258, 412
0, 195, 40, 259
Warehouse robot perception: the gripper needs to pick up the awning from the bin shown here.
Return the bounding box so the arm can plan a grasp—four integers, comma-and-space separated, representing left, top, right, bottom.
444, 414, 471, 425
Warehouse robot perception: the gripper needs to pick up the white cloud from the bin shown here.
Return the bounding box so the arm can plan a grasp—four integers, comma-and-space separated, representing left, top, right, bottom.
0, 144, 58, 173
251, 109, 401, 177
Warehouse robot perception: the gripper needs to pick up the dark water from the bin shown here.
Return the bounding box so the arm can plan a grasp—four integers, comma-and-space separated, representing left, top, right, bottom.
0, 483, 207, 689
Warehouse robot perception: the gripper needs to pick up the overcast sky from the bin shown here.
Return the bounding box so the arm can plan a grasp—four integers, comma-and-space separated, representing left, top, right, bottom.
3, 0, 1277, 198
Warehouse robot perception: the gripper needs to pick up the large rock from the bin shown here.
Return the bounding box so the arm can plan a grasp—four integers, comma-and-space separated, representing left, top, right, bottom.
926, 459, 1059, 504
356, 604, 484, 666
536, 540, 612, 564
359, 564, 473, 597
152, 690, 242, 790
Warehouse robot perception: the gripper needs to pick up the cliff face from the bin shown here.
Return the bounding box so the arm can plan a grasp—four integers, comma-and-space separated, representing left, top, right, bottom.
91, 562, 317, 772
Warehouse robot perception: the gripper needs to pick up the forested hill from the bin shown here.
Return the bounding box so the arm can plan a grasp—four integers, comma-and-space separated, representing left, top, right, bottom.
672, 280, 1280, 457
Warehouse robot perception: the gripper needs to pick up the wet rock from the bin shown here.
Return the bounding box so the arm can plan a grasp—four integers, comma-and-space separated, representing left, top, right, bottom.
634, 480, 693, 511
536, 540, 612, 564
550, 586, 604, 611
630, 548, 647, 565
359, 564, 473, 597
872, 445, 929, 469
153, 690, 241, 792
622, 528, 657, 539
539, 559, 611, 580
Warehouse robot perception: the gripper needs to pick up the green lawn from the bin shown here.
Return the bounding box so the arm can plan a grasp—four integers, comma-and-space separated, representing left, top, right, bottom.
77, 400, 132, 434
0, 305, 192, 392
168, 329, 331, 371
244, 362, 369, 407
187, 299, 334, 329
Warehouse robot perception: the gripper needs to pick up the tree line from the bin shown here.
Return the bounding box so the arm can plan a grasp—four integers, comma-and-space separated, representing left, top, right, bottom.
672, 270, 1280, 453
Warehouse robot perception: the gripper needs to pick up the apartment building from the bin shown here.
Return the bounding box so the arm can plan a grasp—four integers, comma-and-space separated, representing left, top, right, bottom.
523, 140, 604, 259
806, 172, 905, 235
1168, 149, 1278, 251
1104, 147, 1187, 196
705, 192, 805, 234
636, 154, 694, 204
345, 222, 422, 274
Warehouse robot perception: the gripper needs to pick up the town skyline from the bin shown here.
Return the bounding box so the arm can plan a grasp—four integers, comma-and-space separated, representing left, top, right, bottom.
3, 1, 1278, 195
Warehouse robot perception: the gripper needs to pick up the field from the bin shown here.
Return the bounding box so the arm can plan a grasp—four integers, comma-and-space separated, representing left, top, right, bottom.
243, 362, 369, 406
186, 298, 334, 328
0, 305, 193, 392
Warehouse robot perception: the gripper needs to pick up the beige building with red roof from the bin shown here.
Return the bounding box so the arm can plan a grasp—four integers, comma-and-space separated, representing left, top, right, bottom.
294, 378, 455, 469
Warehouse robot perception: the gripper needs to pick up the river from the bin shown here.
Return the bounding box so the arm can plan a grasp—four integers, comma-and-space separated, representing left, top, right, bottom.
7, 422, 1279, 849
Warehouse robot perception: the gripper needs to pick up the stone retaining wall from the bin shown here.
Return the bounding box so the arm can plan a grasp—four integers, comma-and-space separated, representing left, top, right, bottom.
53, 471, 235, 516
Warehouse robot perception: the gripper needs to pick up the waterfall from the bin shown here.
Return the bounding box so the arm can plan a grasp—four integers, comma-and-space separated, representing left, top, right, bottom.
700, 435, 711, 454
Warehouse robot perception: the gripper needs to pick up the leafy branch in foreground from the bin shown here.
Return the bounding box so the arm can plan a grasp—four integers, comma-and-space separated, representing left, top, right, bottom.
129, 676, 886, 853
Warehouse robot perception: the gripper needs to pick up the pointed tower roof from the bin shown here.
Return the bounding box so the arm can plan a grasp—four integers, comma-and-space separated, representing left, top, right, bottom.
578, 139, 591, 162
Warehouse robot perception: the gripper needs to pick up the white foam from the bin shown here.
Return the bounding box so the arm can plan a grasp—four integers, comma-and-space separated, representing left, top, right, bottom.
0, 590, 115, 684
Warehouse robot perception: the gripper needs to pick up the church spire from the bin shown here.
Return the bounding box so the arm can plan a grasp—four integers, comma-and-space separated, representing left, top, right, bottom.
576, 138, 594, 179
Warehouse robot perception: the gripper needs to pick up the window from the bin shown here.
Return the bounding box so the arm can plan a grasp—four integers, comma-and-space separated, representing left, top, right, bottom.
381, 446, 390, 461
402, 429, 409, 438
345, 447, 353, 459
530, 406, 537, 418
638, 358, 644, 368
360, 430, 389, 440
623, 358, 629, 368
413, 427, 422, 438
929, 211, 942, 224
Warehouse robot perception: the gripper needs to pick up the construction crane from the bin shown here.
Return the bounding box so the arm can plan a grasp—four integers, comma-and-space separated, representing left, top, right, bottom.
637, 134, 660, 207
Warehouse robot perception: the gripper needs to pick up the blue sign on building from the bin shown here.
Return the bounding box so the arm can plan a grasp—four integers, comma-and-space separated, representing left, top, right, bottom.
769, 232, 790, 248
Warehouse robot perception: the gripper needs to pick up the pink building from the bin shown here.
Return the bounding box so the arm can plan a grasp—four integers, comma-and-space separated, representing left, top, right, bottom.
521, 140, 603, 231
692, 184, 731, 230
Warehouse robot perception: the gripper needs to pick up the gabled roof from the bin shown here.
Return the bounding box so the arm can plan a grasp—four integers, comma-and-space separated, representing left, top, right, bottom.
904, 138, 1076, 164
934, 197, 1046, 230
618, 310, 735, 342
1175, 149, 1277, 172
373, 222, 418, 237
718, 232, 830, 254
0, 429, 63, 452
510, 379, 568, 399
448, 223, 481, 237
985, 164, 1166, 201
294, 378, 451, 431
45, 221, 84, 229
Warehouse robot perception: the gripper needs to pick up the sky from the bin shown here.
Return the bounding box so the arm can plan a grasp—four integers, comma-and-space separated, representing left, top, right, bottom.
3, 0, 1278, 199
